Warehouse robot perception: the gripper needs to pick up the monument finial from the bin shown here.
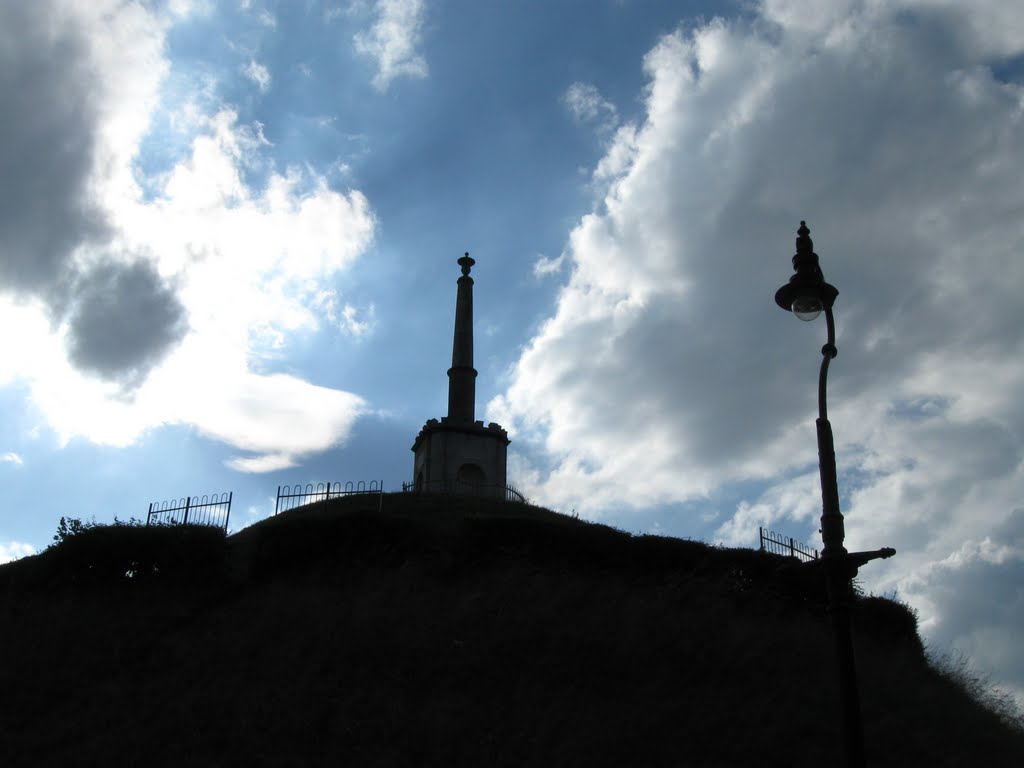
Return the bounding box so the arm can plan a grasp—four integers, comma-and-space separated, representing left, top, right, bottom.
458, 251, 475, 277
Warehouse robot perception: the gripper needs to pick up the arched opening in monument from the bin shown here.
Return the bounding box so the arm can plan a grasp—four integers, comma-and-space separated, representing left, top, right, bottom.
456, 462, 486, 490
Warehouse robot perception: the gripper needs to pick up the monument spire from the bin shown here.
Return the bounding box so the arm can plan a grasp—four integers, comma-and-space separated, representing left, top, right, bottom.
411, 249, 510, 498
447, 252, 477, 423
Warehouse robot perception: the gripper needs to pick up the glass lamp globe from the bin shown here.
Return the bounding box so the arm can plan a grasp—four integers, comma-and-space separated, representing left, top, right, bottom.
791, 294, 823, 322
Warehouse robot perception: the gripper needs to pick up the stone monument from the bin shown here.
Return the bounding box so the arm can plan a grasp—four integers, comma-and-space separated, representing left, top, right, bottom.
411, 253, 510, 497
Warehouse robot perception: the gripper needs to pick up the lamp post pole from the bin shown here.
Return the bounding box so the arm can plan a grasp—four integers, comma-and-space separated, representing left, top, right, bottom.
775, 221, 895, 768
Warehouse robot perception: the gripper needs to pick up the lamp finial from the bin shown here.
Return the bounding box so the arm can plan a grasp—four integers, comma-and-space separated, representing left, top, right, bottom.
796, 221, 813, 257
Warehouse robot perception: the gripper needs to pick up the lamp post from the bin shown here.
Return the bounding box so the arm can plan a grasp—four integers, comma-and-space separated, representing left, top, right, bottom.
775, 221, 895, 768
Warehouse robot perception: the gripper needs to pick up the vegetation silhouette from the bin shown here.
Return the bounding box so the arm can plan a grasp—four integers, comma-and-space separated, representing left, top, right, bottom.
1, 493, 1021, 766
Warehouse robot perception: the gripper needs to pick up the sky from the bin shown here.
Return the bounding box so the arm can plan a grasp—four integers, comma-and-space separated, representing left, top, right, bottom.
1, 0, 1023, 706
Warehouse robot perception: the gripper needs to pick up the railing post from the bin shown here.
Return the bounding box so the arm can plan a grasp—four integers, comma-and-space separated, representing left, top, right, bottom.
789, 537, 796, 558
183, 496, 191, 526
147, 502, 153, 527
224, 492, 232, 532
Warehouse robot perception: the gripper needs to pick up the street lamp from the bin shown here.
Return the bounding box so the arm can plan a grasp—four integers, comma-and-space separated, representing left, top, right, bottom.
775, 221, 895, 768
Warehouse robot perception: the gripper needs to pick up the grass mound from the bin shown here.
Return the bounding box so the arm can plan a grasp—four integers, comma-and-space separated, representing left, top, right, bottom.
0, 492, 1019, 766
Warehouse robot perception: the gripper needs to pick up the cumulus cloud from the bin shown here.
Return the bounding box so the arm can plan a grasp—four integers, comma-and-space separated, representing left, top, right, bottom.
715, 471, 822, 547
903, 509, 1024, 701
0, 1, 375, 470
353, 0, 428, 90
1, 453, 24, 466
492, 0, 1024, 695
498, 1, 1024, 517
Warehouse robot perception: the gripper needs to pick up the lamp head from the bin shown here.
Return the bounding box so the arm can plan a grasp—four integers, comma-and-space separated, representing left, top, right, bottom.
775, 221, 838, 321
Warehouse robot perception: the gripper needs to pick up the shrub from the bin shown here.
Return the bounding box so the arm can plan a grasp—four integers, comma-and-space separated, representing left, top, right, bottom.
44, 517, 226, 586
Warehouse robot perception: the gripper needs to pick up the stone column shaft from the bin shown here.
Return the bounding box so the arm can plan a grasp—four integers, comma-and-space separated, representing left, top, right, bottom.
447, 253, 477, 423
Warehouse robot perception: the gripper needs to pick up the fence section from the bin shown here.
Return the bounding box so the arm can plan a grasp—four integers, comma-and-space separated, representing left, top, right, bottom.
275, 480, 383, 515
758, 526, 819, 562
147, 492, 232, 532
402, 479, 526, 504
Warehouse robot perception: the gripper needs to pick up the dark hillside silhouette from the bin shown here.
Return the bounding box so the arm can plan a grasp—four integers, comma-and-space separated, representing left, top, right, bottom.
1, 493, 1021, 767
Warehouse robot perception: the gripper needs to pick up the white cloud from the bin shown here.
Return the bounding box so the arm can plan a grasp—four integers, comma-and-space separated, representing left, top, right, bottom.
563, 82, 619, 130
500, 3, 1024, 521
353, 0, 428, 90
900, 509, 1024, 702
0, 2, 376, 471
169, 0, 205, 18
340, 303, 375, 337
715, 471, 821, 547
759, 0, 1024, 69
494, 2, 1024, 697
0, 541, 34, 564
243, 59, 271, 92
312, 290, 376, 337
532, 253, 565, 278
1, 452, 23, 466
227, 453, 298, 473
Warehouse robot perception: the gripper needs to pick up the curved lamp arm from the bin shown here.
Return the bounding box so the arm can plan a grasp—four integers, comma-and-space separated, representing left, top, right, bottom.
819, 306, 838, 422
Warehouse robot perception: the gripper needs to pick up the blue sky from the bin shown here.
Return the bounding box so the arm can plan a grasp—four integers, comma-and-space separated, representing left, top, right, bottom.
2, 0, 1024, 706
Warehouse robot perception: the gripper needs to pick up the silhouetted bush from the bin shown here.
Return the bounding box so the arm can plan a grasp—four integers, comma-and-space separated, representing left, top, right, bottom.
856, 594, 923, 654
10, 518, 228, 587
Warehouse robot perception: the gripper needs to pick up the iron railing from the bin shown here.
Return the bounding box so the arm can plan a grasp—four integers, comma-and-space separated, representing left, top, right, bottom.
147, 492, 232, 532
275, 480, 384, 515
402, 478, 526, 504
759, 526, 819, 562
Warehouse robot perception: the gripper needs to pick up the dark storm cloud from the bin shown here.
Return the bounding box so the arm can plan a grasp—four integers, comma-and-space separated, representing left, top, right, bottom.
0, 3, 188, 383
0, 2, 109, 295
65, 259, 187, 383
